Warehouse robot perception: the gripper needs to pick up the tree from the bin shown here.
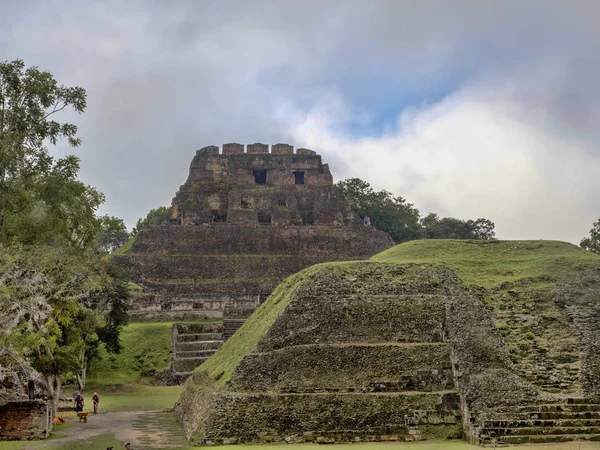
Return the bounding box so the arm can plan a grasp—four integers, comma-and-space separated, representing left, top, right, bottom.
94, 216, 130, 254
336, 178, 422, 243
580, 218, 600, 255
0, 246, 106, 417
131, 206, 169, 235
0, 244, 131, 406
421, 214, 496, 240
0, 59, 101, 247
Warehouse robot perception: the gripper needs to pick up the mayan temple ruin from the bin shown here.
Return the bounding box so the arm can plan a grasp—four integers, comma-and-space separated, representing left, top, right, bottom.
176, 242, 600, 446
113, 143, 392, 378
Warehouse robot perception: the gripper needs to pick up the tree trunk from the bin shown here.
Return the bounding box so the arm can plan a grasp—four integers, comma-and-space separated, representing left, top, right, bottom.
44, 373, 62, 420
77, 347, 86, 391
77, 365, 86, 391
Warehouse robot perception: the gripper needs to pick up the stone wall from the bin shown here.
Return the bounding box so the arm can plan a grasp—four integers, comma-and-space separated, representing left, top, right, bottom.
0, 399, 49, 441
177, 263, 465, 444
555, 268, 600, 399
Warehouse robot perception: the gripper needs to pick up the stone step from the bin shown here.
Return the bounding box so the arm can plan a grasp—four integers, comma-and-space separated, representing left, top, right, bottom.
482, 419, 600, 428
562, 398, 600, 405
514, 404, 600, 413
177, 332, 223, 342
175, 349, 218, 358
481, 426, 600, 437
173, 357, 211, 372
175, 356, 213, 361
498, 433, 600, 444
486, 411, 600, 421
175, 341, 223, 352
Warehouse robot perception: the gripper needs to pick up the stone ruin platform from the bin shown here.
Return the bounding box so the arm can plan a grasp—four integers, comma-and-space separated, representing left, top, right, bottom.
115, 143, 393, 329
175, 261, 600, 445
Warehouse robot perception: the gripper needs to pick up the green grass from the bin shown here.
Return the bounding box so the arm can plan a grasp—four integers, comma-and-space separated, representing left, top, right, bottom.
372, 239, 600, 288
108, 234, 136, 257
87, 321, 175, 385
86, 320, 219, 386
83, 384, 184, 412
127, 281, 143, 292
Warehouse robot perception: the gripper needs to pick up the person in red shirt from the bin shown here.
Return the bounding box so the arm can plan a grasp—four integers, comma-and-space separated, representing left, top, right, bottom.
75, 393, 84, 412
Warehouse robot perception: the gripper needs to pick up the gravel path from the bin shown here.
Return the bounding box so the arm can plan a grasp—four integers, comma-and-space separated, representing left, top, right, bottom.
25, 410, 188, 449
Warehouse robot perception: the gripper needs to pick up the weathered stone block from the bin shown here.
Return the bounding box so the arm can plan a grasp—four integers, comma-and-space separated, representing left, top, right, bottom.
196, 145, 219, 155
247, 143, 268, 154
272, 143, 293, 154
296, 148, 316, 155
223, 143, 244, 155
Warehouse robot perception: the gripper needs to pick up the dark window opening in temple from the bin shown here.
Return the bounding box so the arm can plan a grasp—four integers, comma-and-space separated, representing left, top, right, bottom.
276, 198, 286, 207
193, 302, 204, 309
253, 169, 267, 184
161, 303, 172, 311
257, 211, 271, 224
212, 210, 227, 222
294, 171, 305, 185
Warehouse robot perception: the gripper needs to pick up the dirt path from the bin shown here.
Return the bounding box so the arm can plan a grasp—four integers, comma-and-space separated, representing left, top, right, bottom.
26, 410, 188, 449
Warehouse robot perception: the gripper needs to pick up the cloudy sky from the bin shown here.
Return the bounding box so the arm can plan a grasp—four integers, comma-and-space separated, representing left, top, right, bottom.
2, 0, 599, 242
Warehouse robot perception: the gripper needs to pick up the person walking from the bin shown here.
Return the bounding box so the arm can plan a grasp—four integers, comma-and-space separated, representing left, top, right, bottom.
93, 392, 100, 414
75, 393, 84, 412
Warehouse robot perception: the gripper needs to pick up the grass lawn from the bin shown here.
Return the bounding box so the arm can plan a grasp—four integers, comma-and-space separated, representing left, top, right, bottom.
86, 384, 184, 412
372, 239, 600, 288
86, 320, 217, 386
86, 321, 174, 385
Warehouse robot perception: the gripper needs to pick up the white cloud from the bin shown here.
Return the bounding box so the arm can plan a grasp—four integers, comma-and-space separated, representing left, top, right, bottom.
290, 85, 600, 243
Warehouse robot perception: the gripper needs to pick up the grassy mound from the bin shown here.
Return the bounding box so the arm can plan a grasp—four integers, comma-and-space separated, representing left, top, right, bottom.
372, 239, 600, 288
186, 240, 600, 393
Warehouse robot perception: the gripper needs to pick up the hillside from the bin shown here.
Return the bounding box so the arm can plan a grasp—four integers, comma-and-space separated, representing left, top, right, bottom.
372, 239, 600, 288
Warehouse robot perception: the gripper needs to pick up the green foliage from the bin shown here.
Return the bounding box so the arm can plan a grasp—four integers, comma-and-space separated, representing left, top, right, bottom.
0, 244, 111, 412
421, 214, 496, 240
131, 206, 170, 235
335, 178, 421, 243
94, 215, 130, 254
580, 217, 600, 255
90, 265, 130, 354
336, 178, 495, 243
0, 59, 107, 247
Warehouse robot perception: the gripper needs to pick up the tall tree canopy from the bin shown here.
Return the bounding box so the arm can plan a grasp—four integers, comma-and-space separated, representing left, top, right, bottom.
0, 58, 106, 247
0, 59, 130, 417
131, 206, 170, 235
421, 214, 496, 240
580, 218, 600, 255
336, 178, 495, 243
336, 178, 422, 243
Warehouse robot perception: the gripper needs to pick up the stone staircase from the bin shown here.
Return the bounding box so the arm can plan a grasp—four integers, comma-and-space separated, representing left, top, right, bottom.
477, 398, 600, 445
223, 306, 256, 340
170, 323, 224, 381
